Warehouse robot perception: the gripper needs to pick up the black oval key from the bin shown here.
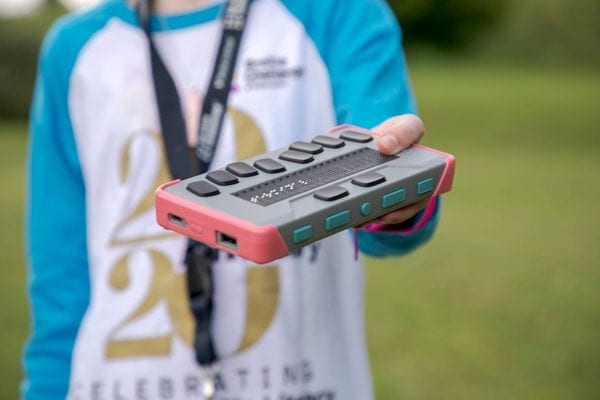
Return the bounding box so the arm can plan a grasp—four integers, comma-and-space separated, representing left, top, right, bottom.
312, 135, 345, 148
206, 170, 239, 186
289, 141, 323, 154
253, 158, 286, 173
313, 185, 349, 201
279, 150, 314, 164
226, 162, 258, 177
186, 180, 220, 197
351, 172, 386, 187
339, 131, 373, 143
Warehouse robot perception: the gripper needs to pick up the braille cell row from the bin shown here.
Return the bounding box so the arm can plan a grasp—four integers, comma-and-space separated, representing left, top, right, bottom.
234, 148, 393, 206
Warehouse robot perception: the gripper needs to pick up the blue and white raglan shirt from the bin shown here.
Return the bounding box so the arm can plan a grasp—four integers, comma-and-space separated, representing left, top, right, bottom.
24, 0, 440, 398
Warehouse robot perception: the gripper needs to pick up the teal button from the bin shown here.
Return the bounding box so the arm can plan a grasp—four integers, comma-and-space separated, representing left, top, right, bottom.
382, 188, 405, 209
293, 224, 313, 244
325, 210, 350, 231
417, 178, 434, 195
360, 202, 373, 216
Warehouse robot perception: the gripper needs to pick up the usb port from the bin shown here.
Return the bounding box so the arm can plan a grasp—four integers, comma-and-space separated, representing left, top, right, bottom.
168, 213, 187, 227
217, 231, 238, 250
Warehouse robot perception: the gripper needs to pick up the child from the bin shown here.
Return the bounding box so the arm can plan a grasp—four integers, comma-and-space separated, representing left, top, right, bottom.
24, 0, 439, 398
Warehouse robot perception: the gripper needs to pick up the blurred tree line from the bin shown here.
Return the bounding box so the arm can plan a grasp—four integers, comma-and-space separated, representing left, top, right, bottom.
389, 0, 506, 48
0, 2, 66, 120
0, 0, 599, 119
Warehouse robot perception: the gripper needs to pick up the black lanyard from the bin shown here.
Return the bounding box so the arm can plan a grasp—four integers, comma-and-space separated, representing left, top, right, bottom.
137, 0, 250, 178
136, 0, 250, 369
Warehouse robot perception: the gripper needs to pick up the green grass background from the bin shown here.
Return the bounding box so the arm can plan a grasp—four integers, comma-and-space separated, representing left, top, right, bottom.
1, 61, 599, 399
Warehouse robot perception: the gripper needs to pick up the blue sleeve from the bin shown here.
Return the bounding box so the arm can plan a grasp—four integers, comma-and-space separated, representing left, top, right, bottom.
22, 18, 91, 400
283, 0, 440, 257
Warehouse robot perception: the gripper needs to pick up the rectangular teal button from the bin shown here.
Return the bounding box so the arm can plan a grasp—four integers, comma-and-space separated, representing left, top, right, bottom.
325, 210, 350, 231
417, 177, 434, 195
382, 188, 405, 209
293, 224, 313, 244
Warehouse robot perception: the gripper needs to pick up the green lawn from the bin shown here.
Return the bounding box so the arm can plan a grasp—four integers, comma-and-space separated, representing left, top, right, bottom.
367, 62, 600, 399
1, 62, 599, 399
0, 120, 28, 398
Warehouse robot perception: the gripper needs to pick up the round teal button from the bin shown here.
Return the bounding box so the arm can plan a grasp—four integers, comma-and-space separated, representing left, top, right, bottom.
360, 202, 373, 216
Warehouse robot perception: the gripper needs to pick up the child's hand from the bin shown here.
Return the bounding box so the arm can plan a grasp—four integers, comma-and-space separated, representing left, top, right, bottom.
367, 114, 430, 226
372, 114, 424, 155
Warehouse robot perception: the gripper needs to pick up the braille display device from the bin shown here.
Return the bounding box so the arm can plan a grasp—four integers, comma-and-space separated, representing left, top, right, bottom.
156, 125, 456, 263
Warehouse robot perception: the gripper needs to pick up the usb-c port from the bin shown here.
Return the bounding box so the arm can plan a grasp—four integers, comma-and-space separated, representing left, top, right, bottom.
168, 213, 187, 227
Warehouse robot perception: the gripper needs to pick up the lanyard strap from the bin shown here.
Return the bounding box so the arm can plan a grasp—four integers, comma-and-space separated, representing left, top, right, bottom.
136, 0, 250, 370
196, 0, 250, 172
137, 0, 250, 177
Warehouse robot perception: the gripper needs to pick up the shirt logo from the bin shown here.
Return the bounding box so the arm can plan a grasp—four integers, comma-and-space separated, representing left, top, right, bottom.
243, 57, 304, 89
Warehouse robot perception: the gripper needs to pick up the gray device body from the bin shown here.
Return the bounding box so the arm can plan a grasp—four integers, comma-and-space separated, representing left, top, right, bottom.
156, 126, 455, 263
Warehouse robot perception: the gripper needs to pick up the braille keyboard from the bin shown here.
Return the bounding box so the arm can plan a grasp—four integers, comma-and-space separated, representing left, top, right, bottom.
155, 125, 455, 263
